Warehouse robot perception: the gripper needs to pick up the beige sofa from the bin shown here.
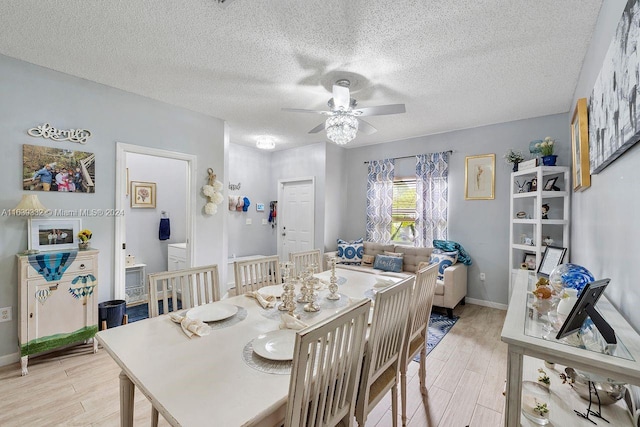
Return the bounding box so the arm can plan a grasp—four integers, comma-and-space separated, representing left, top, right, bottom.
324, 241, 467, 318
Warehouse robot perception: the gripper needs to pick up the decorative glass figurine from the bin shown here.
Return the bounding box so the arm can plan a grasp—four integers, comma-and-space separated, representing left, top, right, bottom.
327, 257, 340, 300
279, 262, 293, 311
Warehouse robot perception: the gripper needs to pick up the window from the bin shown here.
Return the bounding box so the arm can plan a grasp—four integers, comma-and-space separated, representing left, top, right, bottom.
391, 178, 416, 243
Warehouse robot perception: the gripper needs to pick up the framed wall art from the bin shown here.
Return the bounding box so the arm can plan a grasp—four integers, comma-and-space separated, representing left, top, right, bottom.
464, 154, 495, 200
130, 181, 157, 208
28, 218, 82, 252
588, 0, 640, 174
571, 98, 591, 191
23, 144, 96, 193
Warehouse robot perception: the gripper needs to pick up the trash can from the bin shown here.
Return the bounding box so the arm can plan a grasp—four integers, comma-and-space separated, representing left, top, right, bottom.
98, 300, 127, 330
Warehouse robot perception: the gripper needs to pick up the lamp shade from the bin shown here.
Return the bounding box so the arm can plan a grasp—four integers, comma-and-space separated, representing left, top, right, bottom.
326, 112, 359, 145
13, 194, 47, 215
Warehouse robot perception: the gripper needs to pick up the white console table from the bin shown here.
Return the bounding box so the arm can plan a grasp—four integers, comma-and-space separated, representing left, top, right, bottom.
501, 270, 640, 426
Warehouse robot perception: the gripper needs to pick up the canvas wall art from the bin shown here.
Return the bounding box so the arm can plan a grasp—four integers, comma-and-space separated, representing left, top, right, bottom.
23, 144, 96, 193
588, 0, 640, 174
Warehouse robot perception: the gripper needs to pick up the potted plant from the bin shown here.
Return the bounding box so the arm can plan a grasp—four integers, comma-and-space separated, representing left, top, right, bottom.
77, 229, 92, 250
537, 137, 557, 166
504, 149, 525, 172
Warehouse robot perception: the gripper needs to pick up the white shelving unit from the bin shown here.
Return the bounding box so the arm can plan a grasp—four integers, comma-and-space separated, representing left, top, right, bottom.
508, 166, 570, 298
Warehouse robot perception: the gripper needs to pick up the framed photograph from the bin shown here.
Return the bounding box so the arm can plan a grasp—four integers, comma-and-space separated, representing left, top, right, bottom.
464, 154, 495, 200
523, 253, 537, 271
256, 203, 265, 212
571, 98, 591, 191
28, 218, 82, 252
588, 0, 640, 175
543, 177, 558, 191
130, 181, 156, 208
23, 144, 95, 193
537, 245, 567, 277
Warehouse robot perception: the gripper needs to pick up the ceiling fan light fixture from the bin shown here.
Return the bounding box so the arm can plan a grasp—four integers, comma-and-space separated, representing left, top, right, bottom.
325, 112, 359, 145
256, 136, 275, 150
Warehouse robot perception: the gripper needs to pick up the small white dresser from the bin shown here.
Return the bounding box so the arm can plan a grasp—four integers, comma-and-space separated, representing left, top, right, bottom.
168, 243, 187, 271
17, 248, 99, 375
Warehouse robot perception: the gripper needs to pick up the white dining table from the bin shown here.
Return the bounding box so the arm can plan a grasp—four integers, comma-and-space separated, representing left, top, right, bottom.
96, 267, 402, 427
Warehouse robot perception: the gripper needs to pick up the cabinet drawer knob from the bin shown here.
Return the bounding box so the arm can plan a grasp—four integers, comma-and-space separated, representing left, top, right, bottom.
30, 313, 33, 318
79, 264, 86, 270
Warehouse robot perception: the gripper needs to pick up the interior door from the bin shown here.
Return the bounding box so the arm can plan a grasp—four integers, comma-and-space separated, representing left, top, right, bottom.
279, 179, 314, 262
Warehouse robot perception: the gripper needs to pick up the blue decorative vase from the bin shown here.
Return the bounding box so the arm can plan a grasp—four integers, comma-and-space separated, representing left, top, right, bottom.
541, 155, 557, 166
548, 263, 595, 295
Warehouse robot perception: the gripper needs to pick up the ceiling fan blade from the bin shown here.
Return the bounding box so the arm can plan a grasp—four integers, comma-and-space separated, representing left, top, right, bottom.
357, 119, 377, 135
332, 84, 350, 110
354, 104, 406, 117
308, 122, 326, 134
281, 108, 330, 115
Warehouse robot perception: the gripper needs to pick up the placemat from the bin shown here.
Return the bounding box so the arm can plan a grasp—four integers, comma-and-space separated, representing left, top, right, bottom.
242, 340, 292, 375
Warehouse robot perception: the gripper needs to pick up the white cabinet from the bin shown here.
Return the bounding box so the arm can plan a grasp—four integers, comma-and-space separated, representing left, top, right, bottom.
17, 248, 99, 375
125, 263, 147, 305
168, 243, 186, 271
508, 166, 570, 298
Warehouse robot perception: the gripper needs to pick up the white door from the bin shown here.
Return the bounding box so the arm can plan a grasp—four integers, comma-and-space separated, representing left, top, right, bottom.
278, 178, 314, 262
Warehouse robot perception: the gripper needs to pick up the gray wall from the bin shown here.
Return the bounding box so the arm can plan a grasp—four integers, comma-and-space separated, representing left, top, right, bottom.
340, 114, 570, 306
0, 54, 226, 361
125, 152, 187, 275
570, 0, 640, 332
323, 142, 347, 252
227, 143, 276, 258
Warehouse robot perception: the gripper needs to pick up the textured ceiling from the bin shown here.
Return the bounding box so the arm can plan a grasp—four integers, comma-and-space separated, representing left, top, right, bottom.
0, 0, 603, 150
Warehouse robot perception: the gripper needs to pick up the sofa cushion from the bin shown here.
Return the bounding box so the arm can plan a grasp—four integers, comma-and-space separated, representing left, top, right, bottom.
430, 252, 458, 280
362, 254, 375, 266
363, 241, 395, 258
337, 238, 364, 264
384, 251, 403, 258
373, 254, 403, 272
393, 245, 433, 274
435, 279, 445, 296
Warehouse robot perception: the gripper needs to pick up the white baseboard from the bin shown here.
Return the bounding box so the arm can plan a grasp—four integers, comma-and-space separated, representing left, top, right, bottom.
465, 297, 508, 311
0, 351, 20, 367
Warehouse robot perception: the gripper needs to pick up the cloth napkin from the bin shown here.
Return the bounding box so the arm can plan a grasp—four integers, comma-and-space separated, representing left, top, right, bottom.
279, 313, 308, 330
169, 313, 211, 338
374, 277, 395, 288
245, 291, 276, 309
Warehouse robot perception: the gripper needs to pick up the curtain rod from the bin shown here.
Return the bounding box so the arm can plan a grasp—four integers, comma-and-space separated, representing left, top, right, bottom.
363, 150, 454, 164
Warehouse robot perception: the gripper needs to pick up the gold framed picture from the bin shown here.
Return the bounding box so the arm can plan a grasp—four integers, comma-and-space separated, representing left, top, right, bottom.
465, 154, 495, 200
130, 181, 156, 208
571, 98, 591, 191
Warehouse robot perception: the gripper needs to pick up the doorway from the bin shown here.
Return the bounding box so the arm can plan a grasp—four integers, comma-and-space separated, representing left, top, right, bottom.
114, 143, 197, 301
277, 177, 315, 262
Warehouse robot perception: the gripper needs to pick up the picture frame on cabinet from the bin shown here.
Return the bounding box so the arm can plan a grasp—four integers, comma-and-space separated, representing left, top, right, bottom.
543, 177, 558, 191
523, 253, 537, 270
464, 154, 495, 200
28, 217, 82, 252
571, 98, 591, 191
537, 246, 567, 277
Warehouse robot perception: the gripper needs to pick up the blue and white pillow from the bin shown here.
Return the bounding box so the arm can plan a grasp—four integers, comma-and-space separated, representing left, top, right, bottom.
430, 251, 458, 280
373, 254, 403, 273
337, 238, 364, 265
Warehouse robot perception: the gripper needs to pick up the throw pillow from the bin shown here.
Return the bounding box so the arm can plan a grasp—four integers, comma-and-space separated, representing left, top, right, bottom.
430, 252, 458, 280
383, 251, 404, 258
417, 261, 431, 272
362, 254, 375, 266
433, 240, 472, 266
373, 254, 403, 273
337, 238, 364, 265
432, 248, 459, 261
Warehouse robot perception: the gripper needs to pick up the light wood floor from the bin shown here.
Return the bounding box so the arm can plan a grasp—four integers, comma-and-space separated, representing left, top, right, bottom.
0, 304, 507, 427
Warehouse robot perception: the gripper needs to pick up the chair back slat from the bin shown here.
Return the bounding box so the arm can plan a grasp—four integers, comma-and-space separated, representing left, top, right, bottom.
407, 263, 439, 346
289, 249, 322, 277
285, 299, 370, 427
233, 255, 282, 294
148, 265, 220, 317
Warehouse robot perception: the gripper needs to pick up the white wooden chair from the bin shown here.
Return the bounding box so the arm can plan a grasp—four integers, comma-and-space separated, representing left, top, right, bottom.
289, 249, 322, 277
285, 298, 371, 427
147, 264, 221, 318
355, 276, 414, 427
399, 263, 439, 426
233, 255, 282, 295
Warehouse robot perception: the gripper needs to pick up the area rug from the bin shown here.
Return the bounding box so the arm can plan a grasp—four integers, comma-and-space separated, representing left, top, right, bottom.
413, 312, 459, 362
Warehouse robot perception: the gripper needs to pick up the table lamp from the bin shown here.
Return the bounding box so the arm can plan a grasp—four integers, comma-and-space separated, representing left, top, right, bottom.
13, 194, 48, 254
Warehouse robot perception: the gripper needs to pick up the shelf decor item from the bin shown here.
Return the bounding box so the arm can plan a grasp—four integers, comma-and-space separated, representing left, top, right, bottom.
77, 229, 92, 250
571, 98, 591, 191
465, 154, 495, 200
503, 149, 524, 172
536, 137, 557, 166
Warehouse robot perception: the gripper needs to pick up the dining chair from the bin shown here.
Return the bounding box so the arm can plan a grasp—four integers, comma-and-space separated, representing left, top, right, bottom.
147, 264, 221, 318
285, 298, 371, 427
355, 276, 414, 427
399, 262, 439, 426
233, 255, 282, 295
289, 249, 322, 277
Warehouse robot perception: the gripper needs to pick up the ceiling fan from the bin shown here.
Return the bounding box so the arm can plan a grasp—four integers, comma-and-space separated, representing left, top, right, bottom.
282, 79, 406, 145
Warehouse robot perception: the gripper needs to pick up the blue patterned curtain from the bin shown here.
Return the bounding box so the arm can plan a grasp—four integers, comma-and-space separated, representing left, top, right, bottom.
415, 152, 449, 247
366, 159, 395, 243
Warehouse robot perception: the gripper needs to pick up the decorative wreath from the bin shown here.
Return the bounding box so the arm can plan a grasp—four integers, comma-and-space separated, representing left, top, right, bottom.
203, 168, 224, 215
